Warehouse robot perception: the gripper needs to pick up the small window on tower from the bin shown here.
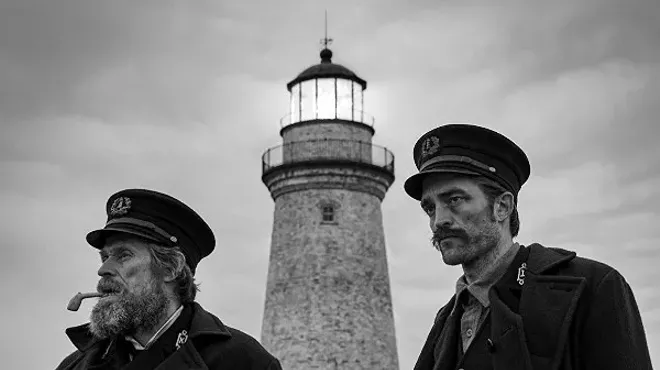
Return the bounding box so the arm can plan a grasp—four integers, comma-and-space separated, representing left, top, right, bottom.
318, 200, 340, 225
321, 205, 335, 222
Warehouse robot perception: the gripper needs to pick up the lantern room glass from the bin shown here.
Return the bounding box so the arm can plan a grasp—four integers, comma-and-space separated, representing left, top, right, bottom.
290, 84, 300, 123
316, 78, 335, 119
300, 80, 315, 122
289, 78, 364, 124
336, 79, 352, 120
353, 82, 363, 122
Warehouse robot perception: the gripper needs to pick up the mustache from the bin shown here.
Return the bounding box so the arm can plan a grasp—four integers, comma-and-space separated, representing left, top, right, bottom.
97, 279, 124, 295
431, 227, 468, 245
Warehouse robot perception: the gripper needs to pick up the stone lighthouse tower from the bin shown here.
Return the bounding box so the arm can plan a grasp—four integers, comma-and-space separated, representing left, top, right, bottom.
260, 40, 399, 370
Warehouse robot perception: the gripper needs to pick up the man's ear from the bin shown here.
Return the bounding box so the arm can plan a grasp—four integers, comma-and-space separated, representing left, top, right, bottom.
163, 253, 186, 283
493, 192, 515, 222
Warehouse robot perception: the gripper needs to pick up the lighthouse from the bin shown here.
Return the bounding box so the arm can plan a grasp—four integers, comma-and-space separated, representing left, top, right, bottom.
260, 37, 399, 369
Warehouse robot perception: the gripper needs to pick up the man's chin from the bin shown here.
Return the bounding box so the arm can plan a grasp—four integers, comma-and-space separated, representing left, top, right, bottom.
437, 240, 467, 265
440, 253, 465, 266
89, 301, 129, 339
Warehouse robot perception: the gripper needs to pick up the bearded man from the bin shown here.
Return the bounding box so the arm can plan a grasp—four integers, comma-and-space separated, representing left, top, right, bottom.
56, 189, 282, 370
405, 124, 653, 370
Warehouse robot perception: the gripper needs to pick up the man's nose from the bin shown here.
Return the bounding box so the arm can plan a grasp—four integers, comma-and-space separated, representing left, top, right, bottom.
97, 259, 116, 277
432, 205, 453, 231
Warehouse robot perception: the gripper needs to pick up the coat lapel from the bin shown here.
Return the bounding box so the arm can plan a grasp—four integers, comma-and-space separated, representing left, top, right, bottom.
154, 340, 208, 370
431, 300, 461, 370
488, 244, 587, 370
153, 302, 231, 370
413, 300, 452, 370
519, 273, 586, 370
489, 287, 533, 370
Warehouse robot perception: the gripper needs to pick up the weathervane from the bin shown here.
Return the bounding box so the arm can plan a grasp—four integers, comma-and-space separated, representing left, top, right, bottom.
320, 10, 333, 49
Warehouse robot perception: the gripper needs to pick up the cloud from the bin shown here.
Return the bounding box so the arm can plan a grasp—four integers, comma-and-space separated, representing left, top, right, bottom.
1, 0, 659, 368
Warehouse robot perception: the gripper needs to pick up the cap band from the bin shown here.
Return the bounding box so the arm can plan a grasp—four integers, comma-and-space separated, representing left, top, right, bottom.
420, 155, 496, 173
106, 217, 177, 245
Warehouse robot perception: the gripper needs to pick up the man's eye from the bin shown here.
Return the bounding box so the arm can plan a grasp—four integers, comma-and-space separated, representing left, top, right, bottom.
423, 205, 434, 215
448, 196, 464, 204
119, 252, 131, 260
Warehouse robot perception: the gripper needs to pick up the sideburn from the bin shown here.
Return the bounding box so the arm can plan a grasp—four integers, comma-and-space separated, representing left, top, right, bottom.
467, 203, 501, 248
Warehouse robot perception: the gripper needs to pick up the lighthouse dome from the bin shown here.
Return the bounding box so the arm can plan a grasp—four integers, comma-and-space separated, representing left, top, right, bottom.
286, 48, 367, 91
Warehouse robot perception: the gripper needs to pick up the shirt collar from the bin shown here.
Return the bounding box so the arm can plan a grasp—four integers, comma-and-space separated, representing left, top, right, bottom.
125, 304, 184, 350
452, 242, 521, 312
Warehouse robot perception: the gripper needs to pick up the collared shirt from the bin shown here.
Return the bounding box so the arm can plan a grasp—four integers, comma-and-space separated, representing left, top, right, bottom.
452, 243, 520, 352
125, 304, 184, 352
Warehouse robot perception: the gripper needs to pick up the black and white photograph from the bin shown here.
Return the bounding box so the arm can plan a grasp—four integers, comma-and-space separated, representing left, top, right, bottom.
0, 0, 657, 369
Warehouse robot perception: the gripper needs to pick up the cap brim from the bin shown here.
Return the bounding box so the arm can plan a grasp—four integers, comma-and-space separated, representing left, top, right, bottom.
86, 226, 162, 249
404, 168, 481, 201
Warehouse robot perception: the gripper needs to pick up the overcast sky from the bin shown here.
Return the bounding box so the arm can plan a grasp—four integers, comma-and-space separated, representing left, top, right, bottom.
1, 0, 658, 368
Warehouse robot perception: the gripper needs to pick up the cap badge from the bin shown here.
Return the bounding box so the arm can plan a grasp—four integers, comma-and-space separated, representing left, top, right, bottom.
420, 136, 441, 159
109, 197, 132, 217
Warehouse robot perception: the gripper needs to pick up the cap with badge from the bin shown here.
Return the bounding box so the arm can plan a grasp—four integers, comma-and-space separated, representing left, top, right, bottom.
404, 123, 531, 200
86, 189, 215, 274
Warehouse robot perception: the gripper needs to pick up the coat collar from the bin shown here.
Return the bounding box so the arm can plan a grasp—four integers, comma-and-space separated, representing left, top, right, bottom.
187, 302, 232, 340
525, 243, 576, 275
65, 323, 101, 353
149, 303, 233, 370
65, 302, 231, 354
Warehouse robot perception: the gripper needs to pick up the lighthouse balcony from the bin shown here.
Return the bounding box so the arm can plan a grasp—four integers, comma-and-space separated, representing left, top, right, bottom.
262, 138, 394, 176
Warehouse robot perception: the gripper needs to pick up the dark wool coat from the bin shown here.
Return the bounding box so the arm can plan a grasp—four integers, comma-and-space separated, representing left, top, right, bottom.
414, 243, 654, 370
56, 302, 282, 370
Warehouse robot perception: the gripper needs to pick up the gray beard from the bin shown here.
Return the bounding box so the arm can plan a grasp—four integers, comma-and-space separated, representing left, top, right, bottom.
88, 280, 169, 340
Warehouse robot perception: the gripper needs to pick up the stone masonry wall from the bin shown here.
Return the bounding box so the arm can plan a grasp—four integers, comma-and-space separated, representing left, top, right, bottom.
263, 166, 393, 201
261, 188, 399, 370
282, 121, 373, 144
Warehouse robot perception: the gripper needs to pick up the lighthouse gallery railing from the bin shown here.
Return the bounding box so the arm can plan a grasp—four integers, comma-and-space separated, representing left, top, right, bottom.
262, 138, 394, 175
